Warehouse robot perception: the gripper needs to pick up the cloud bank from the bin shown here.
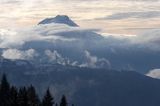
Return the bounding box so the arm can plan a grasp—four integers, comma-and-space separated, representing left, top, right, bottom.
0, 24, 81, 48
0, 22, 160, 72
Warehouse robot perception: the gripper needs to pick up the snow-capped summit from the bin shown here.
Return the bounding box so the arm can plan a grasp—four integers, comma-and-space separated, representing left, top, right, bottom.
38, 15, 78, 27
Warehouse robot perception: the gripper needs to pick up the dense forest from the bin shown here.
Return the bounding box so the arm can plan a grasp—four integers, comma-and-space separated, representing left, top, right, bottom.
0, 74, 72, 106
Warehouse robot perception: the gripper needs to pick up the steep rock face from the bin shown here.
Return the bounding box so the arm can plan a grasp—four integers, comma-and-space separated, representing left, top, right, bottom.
38, 15, 78, 27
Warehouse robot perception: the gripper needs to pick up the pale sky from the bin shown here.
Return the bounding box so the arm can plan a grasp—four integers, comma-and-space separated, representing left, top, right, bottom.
0, 0, 160, 35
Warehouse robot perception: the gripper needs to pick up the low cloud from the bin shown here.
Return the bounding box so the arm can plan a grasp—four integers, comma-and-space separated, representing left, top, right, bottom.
45, 50, 79, 66
45, 50, 67, 65
80, 50, 111, 69
0, 24, 80, 48
2, 49, 37, 60
45, 50, 111, 69
146, 69, 160, 79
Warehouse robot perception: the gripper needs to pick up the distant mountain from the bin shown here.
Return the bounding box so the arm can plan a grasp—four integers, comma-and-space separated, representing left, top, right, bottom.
38, 15, 78, 27
0, 62, 160, 106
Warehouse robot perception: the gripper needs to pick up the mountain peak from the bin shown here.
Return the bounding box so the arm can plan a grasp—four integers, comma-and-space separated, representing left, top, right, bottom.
38, 15, 78, 27
55, 15, 70, 20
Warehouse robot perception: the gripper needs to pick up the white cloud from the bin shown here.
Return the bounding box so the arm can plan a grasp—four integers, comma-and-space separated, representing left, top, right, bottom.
80, 50, 111, 69
45, 50, 66, 65
45, 50, 79, 66
82, 50, 98, 68
2, 49, 37, 60
0, 28, 40, 48
45, 50, 111, 69
146, 69, 160, 79
0, 29, 24, 48
0, 24, 79, 48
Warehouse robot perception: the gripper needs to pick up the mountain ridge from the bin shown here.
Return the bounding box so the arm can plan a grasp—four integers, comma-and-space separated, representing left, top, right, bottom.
38, 15, 78, 27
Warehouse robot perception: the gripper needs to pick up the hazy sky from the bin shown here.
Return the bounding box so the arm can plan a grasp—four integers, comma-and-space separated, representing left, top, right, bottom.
0, 0, 160, 35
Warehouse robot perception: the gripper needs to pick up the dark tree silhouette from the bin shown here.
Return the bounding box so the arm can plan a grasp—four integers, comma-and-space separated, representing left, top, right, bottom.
42, 88, 54, 106
60, 95, 67, 106
0, 74, 11, 106
18, 87, 29, 106
10, 86, 18, 106
27, 85, 40, 106
0, 74, 71, 106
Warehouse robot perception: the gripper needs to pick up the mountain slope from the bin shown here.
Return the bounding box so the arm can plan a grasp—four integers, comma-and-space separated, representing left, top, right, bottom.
0, 62, 160, 106
38, 15, 78, 27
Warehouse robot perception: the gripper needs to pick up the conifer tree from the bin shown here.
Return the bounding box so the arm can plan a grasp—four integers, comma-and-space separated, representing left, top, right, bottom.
42, 88, 54, 106
10, 86, 18, 106
0, 74, 11, 106
27, 85, 40, 106
18, 87, 29, 106
60, 95, 67, 106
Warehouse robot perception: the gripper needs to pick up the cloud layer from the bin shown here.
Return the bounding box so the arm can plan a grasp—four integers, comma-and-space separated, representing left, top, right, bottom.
0, 22, 160, 73
0, 24, 80, 48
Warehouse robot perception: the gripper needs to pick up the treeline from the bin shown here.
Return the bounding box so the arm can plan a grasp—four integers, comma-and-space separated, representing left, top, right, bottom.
0, 74, 73, 106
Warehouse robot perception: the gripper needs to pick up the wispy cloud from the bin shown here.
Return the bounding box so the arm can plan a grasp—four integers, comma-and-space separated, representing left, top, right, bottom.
97, 11, 160, 20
